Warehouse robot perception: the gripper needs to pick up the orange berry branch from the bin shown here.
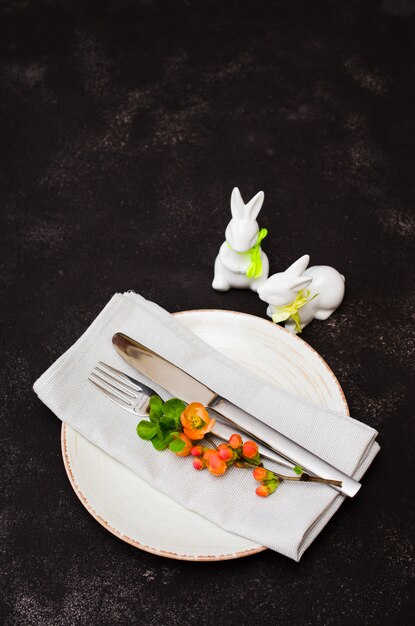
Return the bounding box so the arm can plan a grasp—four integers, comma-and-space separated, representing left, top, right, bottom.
136, 396, 342, 497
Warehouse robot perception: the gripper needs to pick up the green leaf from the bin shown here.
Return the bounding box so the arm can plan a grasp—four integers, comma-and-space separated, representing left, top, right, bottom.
163, 398, 186, 425
169, 437, 186, 453
149, 395, 163, 411
294, 465, 303, 475
152, 437, 169, 451
160, 416, 177, 431
149, 395, 164, 423
136, 420, 157, 440
152, 432, 175, 451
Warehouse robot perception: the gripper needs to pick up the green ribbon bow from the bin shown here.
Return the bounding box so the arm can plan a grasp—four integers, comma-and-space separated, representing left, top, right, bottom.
271, 289, 318, 334
227, 228, 268, 279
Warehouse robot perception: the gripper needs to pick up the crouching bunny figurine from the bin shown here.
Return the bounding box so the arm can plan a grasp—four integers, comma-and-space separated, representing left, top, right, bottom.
212, 187, 269, 292
258, 254, 345, 333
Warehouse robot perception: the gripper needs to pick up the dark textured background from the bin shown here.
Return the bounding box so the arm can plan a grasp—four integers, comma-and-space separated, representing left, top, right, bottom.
1, 0, 414, 624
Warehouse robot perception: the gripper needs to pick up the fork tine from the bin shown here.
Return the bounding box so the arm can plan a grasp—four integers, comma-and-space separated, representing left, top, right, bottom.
88, 377, 137, 414
92, 366, 137, 398
89, 372, 134, 404
98, 362, 146, 392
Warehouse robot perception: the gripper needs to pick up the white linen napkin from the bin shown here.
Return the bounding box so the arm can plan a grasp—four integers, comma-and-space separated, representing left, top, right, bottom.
33, 292, 379, 561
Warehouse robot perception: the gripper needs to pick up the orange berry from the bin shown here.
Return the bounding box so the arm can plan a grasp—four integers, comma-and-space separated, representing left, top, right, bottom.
203, 448, 217, 460
253, 467, 267, 481
205, 451, 227, 476
253, 467, 275, 481
218, 443, 234, 462
193, 457, 206, 470
242, 440, 259, 460
256, 484, 271, 497
228, 434, 243, 450
190, 445, 204, 457
255, 479, 279, 497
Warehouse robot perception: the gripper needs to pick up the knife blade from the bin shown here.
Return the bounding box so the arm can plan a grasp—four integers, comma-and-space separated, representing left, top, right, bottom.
112, 332, 361, 497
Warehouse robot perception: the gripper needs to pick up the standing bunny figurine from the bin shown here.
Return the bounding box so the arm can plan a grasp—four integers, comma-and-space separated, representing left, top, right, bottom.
258, 254, 345, 333
212, 187, 269, 292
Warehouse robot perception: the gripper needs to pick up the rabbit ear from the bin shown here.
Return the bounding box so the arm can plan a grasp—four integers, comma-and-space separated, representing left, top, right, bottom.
245, 191, 264, 221
230, 187, 245, 219
287, 275, 313, 291
285, 254, 310, 276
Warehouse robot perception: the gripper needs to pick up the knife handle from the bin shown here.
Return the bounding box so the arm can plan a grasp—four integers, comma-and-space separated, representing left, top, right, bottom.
211, 398, 361, 498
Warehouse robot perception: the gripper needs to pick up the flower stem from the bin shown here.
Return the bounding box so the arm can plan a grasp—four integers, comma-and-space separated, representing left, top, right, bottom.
204, 434, 219, 450
242, 462, 342, 487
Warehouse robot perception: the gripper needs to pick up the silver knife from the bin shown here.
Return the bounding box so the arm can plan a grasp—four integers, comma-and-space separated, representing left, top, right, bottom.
112, 332, 361, 497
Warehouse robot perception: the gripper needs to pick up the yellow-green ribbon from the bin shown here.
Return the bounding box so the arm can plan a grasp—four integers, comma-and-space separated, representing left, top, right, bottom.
227, 228, 268, 279
271, 289, 318, 334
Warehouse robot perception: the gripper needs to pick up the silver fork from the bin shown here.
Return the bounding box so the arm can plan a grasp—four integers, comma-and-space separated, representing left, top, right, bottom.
88, 362, 297, 471
89, 362, 154, 415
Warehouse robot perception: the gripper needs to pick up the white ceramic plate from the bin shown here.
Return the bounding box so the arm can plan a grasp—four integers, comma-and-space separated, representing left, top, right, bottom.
62, 309, 349, 561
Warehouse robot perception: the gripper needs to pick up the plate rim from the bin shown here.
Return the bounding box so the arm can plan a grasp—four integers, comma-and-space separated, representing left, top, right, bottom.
61, 308, 349, 561
61, 424, 266, 561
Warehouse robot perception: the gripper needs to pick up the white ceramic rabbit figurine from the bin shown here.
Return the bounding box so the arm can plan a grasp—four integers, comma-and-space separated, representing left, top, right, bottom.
212, 187, 269, 292
258, 254, 345, 333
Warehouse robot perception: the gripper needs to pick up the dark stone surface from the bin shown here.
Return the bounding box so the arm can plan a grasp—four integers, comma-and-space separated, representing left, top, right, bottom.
1, 1, 414, 624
